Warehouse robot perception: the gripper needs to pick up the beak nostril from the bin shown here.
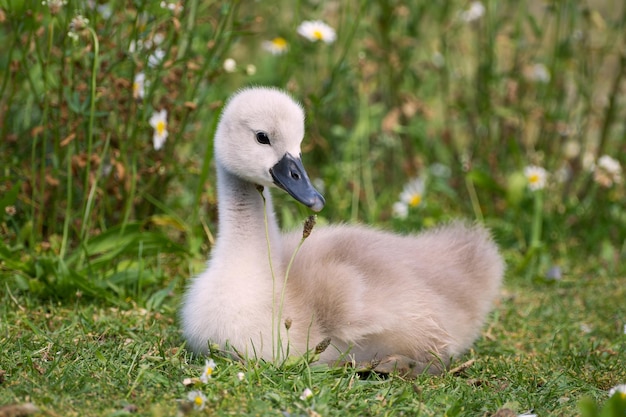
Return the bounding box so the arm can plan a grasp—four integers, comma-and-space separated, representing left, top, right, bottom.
271, 153, 322, 210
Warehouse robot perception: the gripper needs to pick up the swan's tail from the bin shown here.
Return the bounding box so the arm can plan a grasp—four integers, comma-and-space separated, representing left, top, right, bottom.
416, 221, 504, 354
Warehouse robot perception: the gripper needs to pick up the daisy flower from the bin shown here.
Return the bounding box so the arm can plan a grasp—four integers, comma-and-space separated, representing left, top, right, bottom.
297, 20, 336, 44
609, 384, 626, 399
460, 1, 485, 22
200, 359, 216, 383
187, 390, 207, 410
133, 72, 146, 100
149, 109, 168, 150
299, 387, 313, 401
392, 201, 409, 219
223, 58, 237, 73
400, 177, 426, 208
524, 165, 547, 191
262, 37, 289, 55
392, 177, 425, 219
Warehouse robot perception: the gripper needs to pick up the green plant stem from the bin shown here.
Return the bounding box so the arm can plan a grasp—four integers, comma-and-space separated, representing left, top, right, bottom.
60, 146, 73, 259
530, 190, 543, 250
81, 134, 111, 248
20, 25, 48, 244
277, 233, 307, 363
465, 175, 484, 222
319, 0, 364, 100
521, 190, 544, 278
258, 188, 279, 362
178, 0, 199, 59
79, 27, 100, 242
357, 86, 376, 222
121, 163, 137, 233
192, 112, 220, 228
597, 52, 625, 159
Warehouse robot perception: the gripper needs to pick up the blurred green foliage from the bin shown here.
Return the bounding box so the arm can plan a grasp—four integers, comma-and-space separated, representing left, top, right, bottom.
0, 0, 625, 296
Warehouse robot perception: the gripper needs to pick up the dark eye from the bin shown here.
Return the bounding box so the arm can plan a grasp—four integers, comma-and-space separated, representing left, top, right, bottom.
256, 131, 270, 145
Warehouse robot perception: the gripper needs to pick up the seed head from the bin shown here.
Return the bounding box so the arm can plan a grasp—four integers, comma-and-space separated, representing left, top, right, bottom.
302, 215, 316, 239
315, 337, 331, 354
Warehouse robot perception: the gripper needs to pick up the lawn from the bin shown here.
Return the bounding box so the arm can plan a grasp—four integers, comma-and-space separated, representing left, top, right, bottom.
1, 0, 625, 416
1, 265, 625, 416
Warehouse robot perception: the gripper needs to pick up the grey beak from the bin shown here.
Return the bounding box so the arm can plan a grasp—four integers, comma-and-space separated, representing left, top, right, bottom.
270, 153, 325, 212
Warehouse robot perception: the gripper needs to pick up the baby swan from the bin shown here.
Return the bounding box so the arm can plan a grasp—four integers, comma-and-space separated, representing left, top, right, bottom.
181, 87, 504, 375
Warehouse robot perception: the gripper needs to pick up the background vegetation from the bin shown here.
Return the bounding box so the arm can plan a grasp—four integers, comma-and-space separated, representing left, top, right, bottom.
0, 0, 625, 415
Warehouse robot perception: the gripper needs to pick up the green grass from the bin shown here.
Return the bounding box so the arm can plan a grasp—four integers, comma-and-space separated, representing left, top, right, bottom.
2, 265, 625, 416
1, 0, 626, 415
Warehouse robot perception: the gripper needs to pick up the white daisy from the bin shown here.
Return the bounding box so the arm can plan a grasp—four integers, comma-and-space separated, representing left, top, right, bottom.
133, 72, 146, 100
524, 166, 548, 191
262, 37, 288, 55
608, 384, 626, 398
392, 177, 425, 219
392, 201, 409, 219
297, 20, 336, 44
200, 359, 216, 383
399, 177, 426, 208
187, 390, 207, 410
149, 109, 168, 150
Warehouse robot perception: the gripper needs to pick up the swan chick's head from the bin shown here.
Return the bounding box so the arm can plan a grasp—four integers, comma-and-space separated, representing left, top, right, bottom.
214, 87, 325, 211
